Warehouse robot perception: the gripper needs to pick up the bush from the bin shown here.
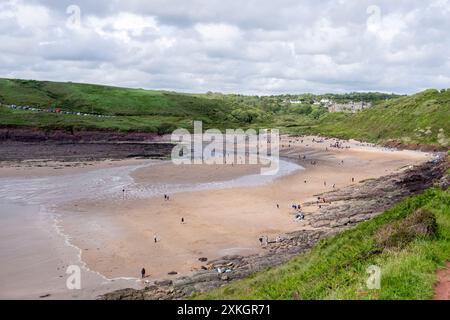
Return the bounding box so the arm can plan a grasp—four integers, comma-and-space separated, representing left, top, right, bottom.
230, 108, 262, 123
375, 208, 437, 250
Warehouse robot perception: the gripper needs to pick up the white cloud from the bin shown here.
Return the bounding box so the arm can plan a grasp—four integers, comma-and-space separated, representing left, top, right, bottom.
0, 0, 449, 94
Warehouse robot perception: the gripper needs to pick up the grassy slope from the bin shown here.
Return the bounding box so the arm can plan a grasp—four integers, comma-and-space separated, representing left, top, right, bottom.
297, 89, 450, 146
194, 188, 450, 300
0, 78, 448, 147
0, 78, 236, 132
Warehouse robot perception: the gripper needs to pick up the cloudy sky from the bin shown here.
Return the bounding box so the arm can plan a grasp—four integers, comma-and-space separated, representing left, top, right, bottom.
1, 0, 450, 94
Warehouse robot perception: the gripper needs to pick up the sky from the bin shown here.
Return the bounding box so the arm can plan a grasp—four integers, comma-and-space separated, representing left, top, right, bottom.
1, 0, 450, 95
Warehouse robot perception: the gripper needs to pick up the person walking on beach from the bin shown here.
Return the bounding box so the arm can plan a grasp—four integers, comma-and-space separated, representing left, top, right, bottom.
181, 217, 184, 224
276, 204, 279, 209
122, 188, 126, 200
141, 268, 146, 278
154, 235, 158, 243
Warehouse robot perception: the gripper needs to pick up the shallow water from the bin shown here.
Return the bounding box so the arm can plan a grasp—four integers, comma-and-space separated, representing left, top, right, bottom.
0, 159, 302, 205
0, 159, 302, 299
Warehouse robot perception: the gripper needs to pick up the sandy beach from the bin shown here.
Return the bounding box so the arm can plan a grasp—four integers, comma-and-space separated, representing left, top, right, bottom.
0, 136, 432, 299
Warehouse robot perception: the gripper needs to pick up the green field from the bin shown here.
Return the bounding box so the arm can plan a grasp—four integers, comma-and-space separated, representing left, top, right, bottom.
0, 78, 449, 147
194, 188, 450, 300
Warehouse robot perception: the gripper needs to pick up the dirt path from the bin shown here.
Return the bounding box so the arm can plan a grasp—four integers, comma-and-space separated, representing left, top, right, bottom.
434, 262, 450, 300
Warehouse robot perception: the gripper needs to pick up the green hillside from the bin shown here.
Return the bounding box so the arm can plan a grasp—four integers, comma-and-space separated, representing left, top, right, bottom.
0, 78, 448, 148
0, 78, 237, 133
299, 89, 450, 147
0, 78, 233, 117
0, 78, 333, 133
194, 188, 450, 300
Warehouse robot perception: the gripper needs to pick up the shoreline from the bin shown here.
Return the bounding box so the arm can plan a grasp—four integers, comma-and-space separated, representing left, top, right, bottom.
55, 137, 431, 281
102, 154, 448, 300
0, 135, 436, 299
0, 151, 302, 299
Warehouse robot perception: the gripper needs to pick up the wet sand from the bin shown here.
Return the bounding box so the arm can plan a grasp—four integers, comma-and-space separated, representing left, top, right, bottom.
0, 136, 432, 299
58, 137, 430, 281
0, 158, 151, 179
0, 203, 141, 299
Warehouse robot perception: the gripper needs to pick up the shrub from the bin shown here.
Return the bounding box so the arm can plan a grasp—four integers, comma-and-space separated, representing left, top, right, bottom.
375, 208, 437, 250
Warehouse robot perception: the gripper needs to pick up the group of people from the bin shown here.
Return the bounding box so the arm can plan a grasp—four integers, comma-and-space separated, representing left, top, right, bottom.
293, 203, 305, 220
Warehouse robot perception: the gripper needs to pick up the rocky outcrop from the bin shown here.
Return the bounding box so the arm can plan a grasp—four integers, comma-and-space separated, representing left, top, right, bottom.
383, 140, 448, 152
0, 127, 175, 162
101, 154, 449, 300
0, 126, 165, 143
101, 229, 330, 300
0, 141, 174, 162
439, 174, 450, 190
308, 154, 448, 229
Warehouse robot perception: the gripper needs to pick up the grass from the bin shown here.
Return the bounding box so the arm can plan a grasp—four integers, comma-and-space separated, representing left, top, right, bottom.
0, 78, 239, 132
0, 106, 192, 133
0, 78, 449, 147
0, 78, 228, 117
296, 89, 450, 146
193, 188, 450, 300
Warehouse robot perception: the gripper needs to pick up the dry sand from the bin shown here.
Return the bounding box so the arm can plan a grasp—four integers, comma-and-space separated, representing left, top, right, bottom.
0, 136, 432, 298
55, 136, 431, 282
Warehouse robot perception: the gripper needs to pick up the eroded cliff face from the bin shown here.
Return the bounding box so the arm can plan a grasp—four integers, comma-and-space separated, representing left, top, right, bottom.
101, 154, 449, 300
0, 127, 174, 162
0, 127, 162, 142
